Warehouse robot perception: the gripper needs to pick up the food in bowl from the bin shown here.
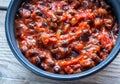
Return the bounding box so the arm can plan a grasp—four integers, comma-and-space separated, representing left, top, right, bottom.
15, 0, 118, 74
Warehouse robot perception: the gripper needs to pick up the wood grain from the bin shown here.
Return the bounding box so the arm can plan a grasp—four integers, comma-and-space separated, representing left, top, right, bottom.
0, 1, 120, 84
0, 0, 10, 9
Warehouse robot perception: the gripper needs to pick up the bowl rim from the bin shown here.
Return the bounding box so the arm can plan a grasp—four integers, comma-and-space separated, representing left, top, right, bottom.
5, 0, 120, 81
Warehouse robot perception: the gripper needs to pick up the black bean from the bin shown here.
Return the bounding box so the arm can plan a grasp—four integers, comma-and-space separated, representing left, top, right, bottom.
68, 0, 73, 3
113, 30, 119, 34
50, 22, 58, 30
26, 49, 39, 57
73, 1, 80, 9
61, 40, 69, 47
79, 30, 90, 42
39, 54, 46, 59
94, 29, 99, 33
41, 63, 45, 68
60, 47, 71, 54
100, 1, 111, 10
20, 45, 27, 54
48, 0, 52, 3
90, 0, 95, 2
63, 48, 69, 53
39, 2, 45, 5
52, 47, 71, 59
65, 21, 71, 25
113, 22, 118, 34
38, 38, 43, 44
100, 1, 106, 7
84, 19, 93, 25
51, 49, 58, 54
64, 0, 73, 3
54, 65, 61, 73
56, 10, 63, 16
72, 50, 79, 57
36, 56, 41, 65
43, 22, 48, 27
103, 48, 109, 53
29, 23, 35, 29
23, 3, 31, 9
40, 63, 47, 69
70, 11, 75, 16
96, 0, 100, 6
30, 49, 39, 54
35, 10, 43, 16
57, 20, 60, 24
63, 6, 69, 11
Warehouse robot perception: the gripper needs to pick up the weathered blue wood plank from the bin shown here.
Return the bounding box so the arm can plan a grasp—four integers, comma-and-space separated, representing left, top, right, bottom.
0, 0, 10, 9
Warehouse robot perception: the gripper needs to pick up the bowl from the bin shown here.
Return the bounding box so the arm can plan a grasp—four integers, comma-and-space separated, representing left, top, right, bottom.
5, 0, 120, 80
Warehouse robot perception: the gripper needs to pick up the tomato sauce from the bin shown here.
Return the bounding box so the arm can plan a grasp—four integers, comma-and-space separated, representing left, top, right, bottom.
15, 0, 118, 74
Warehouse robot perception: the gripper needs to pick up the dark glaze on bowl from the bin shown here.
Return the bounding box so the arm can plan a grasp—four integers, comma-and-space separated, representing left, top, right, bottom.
5, 0, 120, 80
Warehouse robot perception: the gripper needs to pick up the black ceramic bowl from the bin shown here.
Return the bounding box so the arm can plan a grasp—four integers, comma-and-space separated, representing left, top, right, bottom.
5, 0, 120, 80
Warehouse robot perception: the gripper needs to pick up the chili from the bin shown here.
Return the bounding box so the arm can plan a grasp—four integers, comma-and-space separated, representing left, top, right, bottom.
15, 0, 118, 74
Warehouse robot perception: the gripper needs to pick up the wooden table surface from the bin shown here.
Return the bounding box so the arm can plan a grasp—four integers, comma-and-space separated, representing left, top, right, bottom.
0, 0, 120, 84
